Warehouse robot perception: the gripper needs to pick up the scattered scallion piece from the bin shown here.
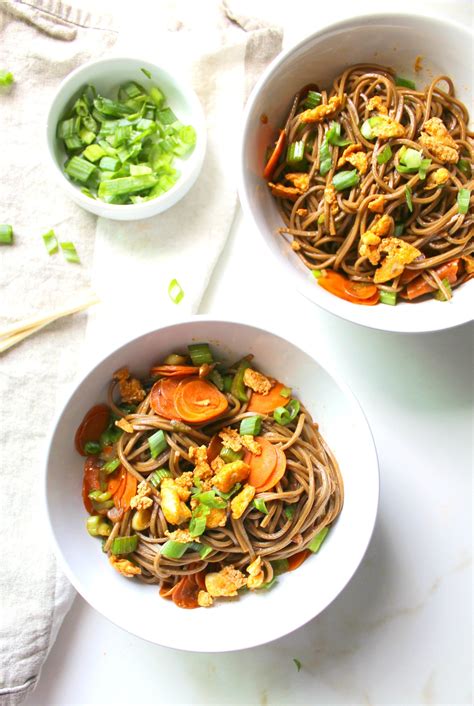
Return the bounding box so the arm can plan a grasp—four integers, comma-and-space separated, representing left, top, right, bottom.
405, 185, 413, 212
219, 446, 243, 463
396, 146, 423, 172
293, 658, 302, 672
418, 158, 431, 181
287, 140, 305, 166
308, 526, 329, 553
434, 277, 453, 301
280, 387, 291, 398
376, 144, 392, 165
86, 515, 111, 537
379, 290, 397, 306
319, 136, 332, 176
42, 229, 58, 255
457, 159, 472, 178
161, 540, 193, 559
148, 429, 168, 459
259, 577, 278, 590
395, 76, 416, 90
230, 359, 251, 403
193, 490, 226, 509
457, 188, 470, 215
0, 224, 13, 245
253, 498, 268, 514
84, 441, 101, 455
284, 505, 296, 521
332, 169, 359, 191
189, 515, 207, 537
395, 222, 405, 237
0, 70, 14, 87
271, 558, 289, 575
304, 90, 322, 109
199, 544, 213, 559
149, 468, 172, 487
223, 375, 233, 393
141, 67, 152, 79
326, 121, 351, 147
311, 269, 322, 279
103, 458, 121, 474
111, 535, 138, 555
273, 399, 300, 426
214, 483, 241, 500
360, 116, 385, 141
168, 278, 184, 304
65, 156, 96, 184
188, 342, 213, 366
60, 241, 81, 263
88, 490, 112, 503
208, 369, 224, 390
239, 415, 262, 436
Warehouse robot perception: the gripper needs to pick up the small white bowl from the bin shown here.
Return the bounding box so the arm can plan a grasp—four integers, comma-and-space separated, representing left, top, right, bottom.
44, 317, 378, 652
46, 57, 206, 220
239, 14, 473, 333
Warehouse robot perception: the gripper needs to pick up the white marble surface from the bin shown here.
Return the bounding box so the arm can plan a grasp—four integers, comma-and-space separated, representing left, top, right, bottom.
25, 2, 472, 705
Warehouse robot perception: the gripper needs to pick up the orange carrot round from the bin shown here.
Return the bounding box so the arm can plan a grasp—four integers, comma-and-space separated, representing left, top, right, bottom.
245, 437, 278, 489
247, 382, 290, 415
318, 270, 380, 305
343, 279, 378, 300
402, 259, 459, 300
150, 365, 199, 378
82, 457, 102, 513
150, 378, 182, 420
118, 472, 138, 511
255, 446, 287, 492
75, 404, 110, 456
174, 377, 228, 424
263, 130, 286, 180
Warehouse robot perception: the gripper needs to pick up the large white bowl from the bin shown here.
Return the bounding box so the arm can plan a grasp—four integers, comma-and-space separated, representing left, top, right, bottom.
239, 14, 473, 333
44, 317, 379, 651
46, 57, 206, 220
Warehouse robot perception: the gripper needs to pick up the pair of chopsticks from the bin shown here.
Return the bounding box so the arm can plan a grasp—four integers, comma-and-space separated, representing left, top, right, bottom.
0, 293, 100, 353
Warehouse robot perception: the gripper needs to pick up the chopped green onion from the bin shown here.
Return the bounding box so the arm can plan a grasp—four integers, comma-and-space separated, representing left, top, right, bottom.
91, 498, 114, 512
418, 158, 431, 181
103, 458, 121, 474
98, 174, 158, 200
99, 156, 120, 172
284, 505, 296, 521
253, 498, 268, 514
308, 526, 329, 553
60, 241, 80, 264
86, 515, 111, 537
168, 278, 184, 304
434, 277, 453, 301
258, 577, 278, 590
317, 214, 325, 225
379, 290, 397, 306
149, 468, 172, 487
273, 399, 300, 426
65, 156, 96, 184
140, 67, 152, 79
219, 447, 243, 464
193, 490, 227, 509
360, 116, 385, 141
161, 540, 193, 558
239, 416, 262, 436
327, 121, 351, 147
84, 441, 101, 455
377, 144, 392, 165
214, 483, 241, 500
457, 188, 470, 215
303, 90, 322, 109
42, 229, 58, 255
158, 107, 177, 125
395, 222, 405, 237
88, 490, 112, 503
293, 658, 302, 672
311, 269, 322, 279
83, 144, 106, 162
208, 369, 224, 391
319, 136, 332, 176
223, 375, 233, 393
396, 146, 423, 173
332, 169, 359, 191
280, 387, 291, 398
111, 535, 138, 555
100, 425, 121, 447
189, 515, 207, 537
457, 159, 472, 178
148, 429, 167, 459
395, 76, 416, 90
286, 140, 305, 166
199, 544, 213, 559
188, 343, 213, 366
0, 224, 13, 245
0, 70, 14, 87
405, 185, 413, 212
230, 359, 251, 403
271, 558, 289, 575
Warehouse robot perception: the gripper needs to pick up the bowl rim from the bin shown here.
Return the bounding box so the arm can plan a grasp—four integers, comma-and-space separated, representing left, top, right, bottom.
45, 55, 207, 219
43, 314, 380, 651
238, 12, 474, 334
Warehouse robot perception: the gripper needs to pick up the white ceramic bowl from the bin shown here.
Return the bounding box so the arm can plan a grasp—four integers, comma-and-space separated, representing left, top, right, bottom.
239, 14, 473, 333
44, 317, 378, 651
46, 57, 206, 220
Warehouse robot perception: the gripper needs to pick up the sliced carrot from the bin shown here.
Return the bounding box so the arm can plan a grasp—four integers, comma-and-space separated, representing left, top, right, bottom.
174, 377, 228, 424
82, 457, 102, 513
318, 270, 380, 305
398, 268, 421, 286
263, 129, 286, 180
343, 279, 378, 300
150, 365, 199, 378
245, 437, 278, 489
150, 378, 181, 420
287, 549, 310, 571
207, 434, 223, 462
111, 469, 128, 509
107, 466, 126, 497
75, 404, 110, 456
255, 446, 287, 492
119, 472, 138, 511
247, 382, 290, 415
402, 259, 459, 300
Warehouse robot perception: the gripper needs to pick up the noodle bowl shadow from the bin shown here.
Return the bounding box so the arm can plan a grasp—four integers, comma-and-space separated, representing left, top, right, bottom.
239, 14, 473, 333
44, 318, 379, 651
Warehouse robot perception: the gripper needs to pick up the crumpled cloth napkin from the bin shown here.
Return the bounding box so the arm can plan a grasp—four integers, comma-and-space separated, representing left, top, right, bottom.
0, 1, 281, 704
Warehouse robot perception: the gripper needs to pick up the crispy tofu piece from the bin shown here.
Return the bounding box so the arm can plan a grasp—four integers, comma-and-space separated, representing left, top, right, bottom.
243, 368, 272, 395
246, 556, 265, 589
130, 480, 153, 511
231, 484, 256, 519
296, 208, 308, 216
367, 95, 388, 114
189, 445, 212, 479
210, 456, 225, 473
374, 238, 421, 283
109, 555, 141, 577
165, 528, 197, 543
204, 565, 247, 597
419, 117, 459, 163
324, 184, 337, 205
115, 417, 134, 434
113, 367, 146, 405
299, 95, 344, 123
425, 167, 450, 189
206, 507, 227, 529
368, 195, 386, 213
240, 435, 261, 455
219, 427, 242, 453
285, 172, 310, 192
160, 478, 192, 525
213, 460, 250, 493
337, 143, 369, 174
359, 214, 393, 265
198, 590, 214, 607
268, 182, 301, 202
291, 240, 302, 251
369, 114, 405, 140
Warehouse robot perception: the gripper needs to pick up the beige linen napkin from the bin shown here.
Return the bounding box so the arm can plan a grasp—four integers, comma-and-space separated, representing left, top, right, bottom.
0, 1, 281, 704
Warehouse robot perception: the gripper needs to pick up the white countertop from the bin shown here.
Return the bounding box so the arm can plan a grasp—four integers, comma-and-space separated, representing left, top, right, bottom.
25, 2, 472, 705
